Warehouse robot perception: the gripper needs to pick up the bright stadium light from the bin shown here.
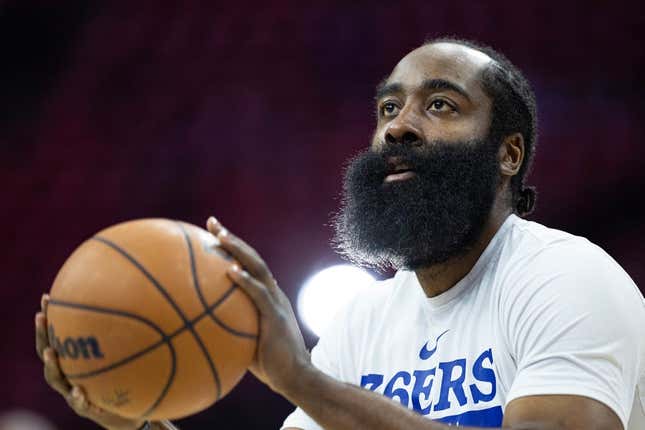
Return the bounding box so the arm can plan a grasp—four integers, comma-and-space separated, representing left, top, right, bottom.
297, 264, 375, 337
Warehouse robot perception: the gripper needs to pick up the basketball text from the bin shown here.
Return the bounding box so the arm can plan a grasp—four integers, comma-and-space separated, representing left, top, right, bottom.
48, 324, 105, 360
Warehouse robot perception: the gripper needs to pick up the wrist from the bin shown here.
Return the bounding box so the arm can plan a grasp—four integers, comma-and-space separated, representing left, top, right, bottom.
151, 420, 178, 430
106, 421, 148, 430
277, 362, 325, 401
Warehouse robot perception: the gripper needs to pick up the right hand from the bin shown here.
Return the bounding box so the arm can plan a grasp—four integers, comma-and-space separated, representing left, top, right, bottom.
35, 293, 146, 430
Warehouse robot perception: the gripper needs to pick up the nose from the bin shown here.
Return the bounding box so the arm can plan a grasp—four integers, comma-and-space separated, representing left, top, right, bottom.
384, 114, 423, 147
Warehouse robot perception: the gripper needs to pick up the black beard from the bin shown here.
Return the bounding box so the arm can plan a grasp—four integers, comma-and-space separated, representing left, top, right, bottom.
332, 138, 500, 270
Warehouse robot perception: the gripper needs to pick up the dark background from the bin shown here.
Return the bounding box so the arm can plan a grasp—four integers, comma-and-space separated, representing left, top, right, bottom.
2, 1, 643, 429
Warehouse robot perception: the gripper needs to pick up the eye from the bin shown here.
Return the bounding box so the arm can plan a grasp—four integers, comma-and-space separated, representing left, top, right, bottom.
380, 101, 400, 117
428, 99, 456, 113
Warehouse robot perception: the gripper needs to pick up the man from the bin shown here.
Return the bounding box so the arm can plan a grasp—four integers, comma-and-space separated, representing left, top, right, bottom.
35, 38, 645, 430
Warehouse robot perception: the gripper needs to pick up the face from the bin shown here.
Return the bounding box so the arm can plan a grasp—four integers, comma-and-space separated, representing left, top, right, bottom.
333, 43, 503, 270
372, 42, 494, 152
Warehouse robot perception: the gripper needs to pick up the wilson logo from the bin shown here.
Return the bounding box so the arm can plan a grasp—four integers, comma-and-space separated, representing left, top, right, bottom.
48, 325, 105, 360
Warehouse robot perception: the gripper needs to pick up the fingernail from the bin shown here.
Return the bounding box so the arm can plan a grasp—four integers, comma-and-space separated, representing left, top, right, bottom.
217, 228, 228, 239
72, 386, 81, 398
46, 347, 57, 360
231, 264, 240, 272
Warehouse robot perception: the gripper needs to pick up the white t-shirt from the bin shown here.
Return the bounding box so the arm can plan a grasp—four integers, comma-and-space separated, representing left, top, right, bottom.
282, 215, 645, 429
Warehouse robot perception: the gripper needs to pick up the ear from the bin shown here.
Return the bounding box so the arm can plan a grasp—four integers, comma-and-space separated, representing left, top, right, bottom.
499, 132, 524, 177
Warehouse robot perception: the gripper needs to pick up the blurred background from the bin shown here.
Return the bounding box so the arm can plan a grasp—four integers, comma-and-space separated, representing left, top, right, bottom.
2, 0, 643, 428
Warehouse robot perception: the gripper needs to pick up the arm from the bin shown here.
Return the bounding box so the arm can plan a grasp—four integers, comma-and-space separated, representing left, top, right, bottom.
209, 218, 626, 430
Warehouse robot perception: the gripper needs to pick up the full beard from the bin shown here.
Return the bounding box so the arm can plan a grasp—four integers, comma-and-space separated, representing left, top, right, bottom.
332, 138, 500, 271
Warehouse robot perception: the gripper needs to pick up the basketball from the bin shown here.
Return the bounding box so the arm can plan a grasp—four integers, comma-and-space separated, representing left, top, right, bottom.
46, 219, 259, 420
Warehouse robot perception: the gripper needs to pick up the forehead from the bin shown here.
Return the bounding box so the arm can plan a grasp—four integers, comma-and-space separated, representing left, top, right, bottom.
385, 43, 494, 98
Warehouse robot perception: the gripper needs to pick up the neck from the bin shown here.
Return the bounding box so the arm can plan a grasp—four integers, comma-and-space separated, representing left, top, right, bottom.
414, 207, 511, 298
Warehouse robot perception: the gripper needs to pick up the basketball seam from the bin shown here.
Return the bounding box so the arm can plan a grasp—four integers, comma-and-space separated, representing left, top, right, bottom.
176, 221, 258, 340
92, 235, 223, 403
48, 299, 169, 379
51, 286, 239, 380
48, 299, 178, 419
141, 342, 177, 419
48, 299, 166, 339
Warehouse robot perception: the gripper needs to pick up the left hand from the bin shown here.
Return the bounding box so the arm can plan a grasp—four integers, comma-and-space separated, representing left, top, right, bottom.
36, 296, 147, 430
206, 216, 312, 395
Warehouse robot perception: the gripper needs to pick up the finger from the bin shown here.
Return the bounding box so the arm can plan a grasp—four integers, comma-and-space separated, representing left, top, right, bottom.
66, 385, 90, 417
41, 293, 50, 314
43, 347, 71, 396
208, 217, 274, 284
71, 387, 140, 426
227, 265, 274, 315
35, 312, 49, 360
221, 233, 271, 282
207, 216, 224, 236
66, 386, 112, 421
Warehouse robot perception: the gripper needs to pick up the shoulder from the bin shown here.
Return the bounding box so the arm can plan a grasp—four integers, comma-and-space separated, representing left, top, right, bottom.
499, 216, 637, 291
498, 220, 645, 428
496, 217, 644, 352
506, 216, 602, 262
497, 216, 644, 343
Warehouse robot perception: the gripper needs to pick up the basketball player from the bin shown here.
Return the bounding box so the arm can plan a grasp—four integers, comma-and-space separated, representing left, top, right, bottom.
35, 38, 645, 430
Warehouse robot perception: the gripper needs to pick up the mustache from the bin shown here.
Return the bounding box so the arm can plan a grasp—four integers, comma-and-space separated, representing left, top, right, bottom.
358, 139, 490, 177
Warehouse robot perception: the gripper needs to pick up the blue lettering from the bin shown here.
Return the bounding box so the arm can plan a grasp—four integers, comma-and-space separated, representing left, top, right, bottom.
383, 371, 411, 406
411, 368, 435, 415
360, 374, 384, 392
438, 406, 503, 427
470, 348, 496, 404
77, 337, 105, 359
64, 338, 79, 358
48, 324, 104, 360
48, 325, 66, 358
360, 348, 499, 414
434, 359, 467, 411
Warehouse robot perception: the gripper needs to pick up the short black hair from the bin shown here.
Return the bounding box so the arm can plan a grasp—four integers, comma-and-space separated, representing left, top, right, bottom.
424, 37, 538, 216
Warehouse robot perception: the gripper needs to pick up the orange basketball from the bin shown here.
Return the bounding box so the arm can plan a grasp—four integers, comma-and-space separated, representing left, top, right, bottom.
46, 219, 258, 420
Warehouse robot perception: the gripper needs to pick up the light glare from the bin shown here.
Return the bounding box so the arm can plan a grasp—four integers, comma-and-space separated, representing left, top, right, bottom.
297, 264, 375, 337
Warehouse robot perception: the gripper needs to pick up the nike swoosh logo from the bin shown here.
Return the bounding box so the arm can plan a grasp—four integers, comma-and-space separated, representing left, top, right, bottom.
419, 329, 450, 360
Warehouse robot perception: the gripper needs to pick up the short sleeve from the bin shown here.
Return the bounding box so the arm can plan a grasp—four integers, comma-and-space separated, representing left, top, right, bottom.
502, 241, 645, 429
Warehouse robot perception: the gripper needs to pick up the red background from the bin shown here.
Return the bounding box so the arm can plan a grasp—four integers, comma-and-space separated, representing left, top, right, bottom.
2, 1, 643, 428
